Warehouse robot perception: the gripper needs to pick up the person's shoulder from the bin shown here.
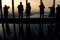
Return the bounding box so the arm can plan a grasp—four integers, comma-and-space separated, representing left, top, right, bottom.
8, 6, 10, 8
21, 5, 23, 7
18, 5, 20, 6
22, 5, 23, 6
18, 5, 20, 7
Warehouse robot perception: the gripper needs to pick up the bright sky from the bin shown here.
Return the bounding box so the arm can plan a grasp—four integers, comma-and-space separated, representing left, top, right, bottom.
2, 0, 60, 12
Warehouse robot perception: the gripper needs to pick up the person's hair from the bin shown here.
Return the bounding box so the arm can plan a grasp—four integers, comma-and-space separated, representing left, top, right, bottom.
28, 3, 30, 5
20, 2, 22, 5
5, 5, 7, 7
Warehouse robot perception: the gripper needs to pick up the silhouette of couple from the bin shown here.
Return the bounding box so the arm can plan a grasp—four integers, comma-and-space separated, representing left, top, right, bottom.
17, 2, 31, 18
49, 4, 60, 18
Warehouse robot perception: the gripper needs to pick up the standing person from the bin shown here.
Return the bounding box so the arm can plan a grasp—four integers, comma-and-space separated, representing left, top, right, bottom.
17, 2, 24, 18
25, 3, 31, 18
56, 5, 60, 19
17, 2, 24, 40
4, 5, 11, 36
39, 1, 45, 40
39, 2, 45, 18
49, 0, 55, 17
25, 3, 31, 40
49, 5, 55, 17
54, 5, 60, 40
4, 5, 10, 18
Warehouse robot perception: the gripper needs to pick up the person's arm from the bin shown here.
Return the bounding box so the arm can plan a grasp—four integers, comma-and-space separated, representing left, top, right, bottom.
30, 6, 31, 10
44, 5, 45, 8
17, 5, 18, 8
8, 6, 10, 9
22, 5, 24, 11
49, 7, 51, 9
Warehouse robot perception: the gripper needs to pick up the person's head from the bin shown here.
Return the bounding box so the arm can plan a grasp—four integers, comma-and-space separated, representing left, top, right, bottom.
41, 2, 43, 4
28, 3, 30, 5
5, 5, 7, 7
27, 3, 30, 6
4, 5, 10, 9
20, 2, 22, 5
57, 4, 60, 7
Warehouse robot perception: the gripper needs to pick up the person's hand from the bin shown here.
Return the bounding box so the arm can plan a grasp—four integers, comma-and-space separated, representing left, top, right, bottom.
8, 6, 10, 9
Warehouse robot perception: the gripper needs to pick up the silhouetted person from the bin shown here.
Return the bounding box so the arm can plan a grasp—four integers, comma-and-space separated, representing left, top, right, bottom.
49, 0, 55, 17
56, 5, 60, 19
25, 3, 31, 18
39, 2, 45, 18
4, 5, 11, 36
39, 1, 45, 40
17, 2, 24, 18
54, 5, 60, 40
49, 5, 55, 17
25, 2, 31, 40
17, 2, 24, 40
4, 5, 10, 18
